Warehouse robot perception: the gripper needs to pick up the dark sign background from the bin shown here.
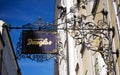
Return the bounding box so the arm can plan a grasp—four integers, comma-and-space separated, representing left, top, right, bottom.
22, 30, 57, 54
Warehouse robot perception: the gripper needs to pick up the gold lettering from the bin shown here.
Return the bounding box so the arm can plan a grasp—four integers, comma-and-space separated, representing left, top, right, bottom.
27, 38, 53, 47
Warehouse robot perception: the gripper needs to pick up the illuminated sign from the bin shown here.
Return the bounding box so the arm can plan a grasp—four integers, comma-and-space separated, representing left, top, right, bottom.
22, 30, 57, 54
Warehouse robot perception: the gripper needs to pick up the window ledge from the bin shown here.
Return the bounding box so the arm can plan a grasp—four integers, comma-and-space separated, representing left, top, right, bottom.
117, 10, 120, 16
117, 4, 120, 15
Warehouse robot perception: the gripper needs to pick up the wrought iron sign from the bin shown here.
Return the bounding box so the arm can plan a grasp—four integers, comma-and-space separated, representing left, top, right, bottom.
11, 18, 58, 62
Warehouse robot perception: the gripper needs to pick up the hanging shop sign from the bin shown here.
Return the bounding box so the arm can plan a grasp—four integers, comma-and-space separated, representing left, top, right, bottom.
22, 30, 57, 54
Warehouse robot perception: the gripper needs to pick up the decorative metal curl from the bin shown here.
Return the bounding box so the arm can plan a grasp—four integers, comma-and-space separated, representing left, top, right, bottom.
82, 21, 109, 50
73, 19, 115, 74
8, 18, 54, 31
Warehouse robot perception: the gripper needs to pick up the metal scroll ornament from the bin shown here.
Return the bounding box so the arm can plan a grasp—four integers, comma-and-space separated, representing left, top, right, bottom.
73, 18, 115, 73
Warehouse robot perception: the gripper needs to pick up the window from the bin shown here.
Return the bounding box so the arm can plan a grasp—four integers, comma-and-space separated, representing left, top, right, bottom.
0, 34, 4, 50
57, 0, 66, 19
77, 0, 80, 9
75, 64, 80, 75
17, 68, 21, 75
113, 0, 120, 47
0, 51, 3, 75
80, 42, 86, 57
91, 0, 100, 17
94, 58, 100, 75
85, 70, 88, 75
0, 34, 4, 75
117, 3, 120, 15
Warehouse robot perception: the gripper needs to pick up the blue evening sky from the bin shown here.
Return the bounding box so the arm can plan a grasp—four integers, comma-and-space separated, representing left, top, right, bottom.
0, 0, 55, 75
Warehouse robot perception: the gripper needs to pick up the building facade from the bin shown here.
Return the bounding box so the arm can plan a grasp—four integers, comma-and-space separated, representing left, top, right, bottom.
0, 20, 21, 75
54, 0, 120, 75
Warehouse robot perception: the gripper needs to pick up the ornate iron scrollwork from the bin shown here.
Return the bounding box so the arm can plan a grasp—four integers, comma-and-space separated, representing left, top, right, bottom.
8, 18, 54, 31
14, 18, 56, 62
71, 14, 115, 73
63, 8, 115, 73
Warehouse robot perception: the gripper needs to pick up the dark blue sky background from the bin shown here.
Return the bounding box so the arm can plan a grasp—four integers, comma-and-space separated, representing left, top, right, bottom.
0, 0, 55, 25
0, 0, 55, 75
